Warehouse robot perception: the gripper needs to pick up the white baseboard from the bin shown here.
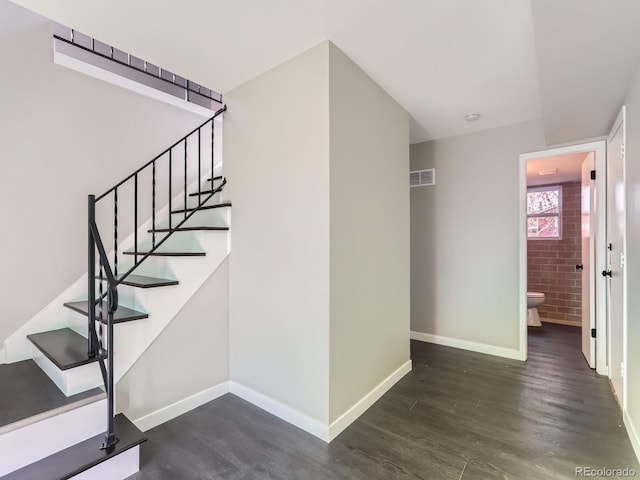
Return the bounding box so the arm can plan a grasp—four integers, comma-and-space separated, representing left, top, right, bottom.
229, 381, 330, 442
624, 410, 640, 464
329, 360, 412, 441
133, 381, 230, 432
411, 331, 525, 361
0, 348, 5, 364
541, 318, 581, 327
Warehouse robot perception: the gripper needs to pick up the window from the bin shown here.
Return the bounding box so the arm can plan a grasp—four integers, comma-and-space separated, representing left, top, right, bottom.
527, 185, 562, 239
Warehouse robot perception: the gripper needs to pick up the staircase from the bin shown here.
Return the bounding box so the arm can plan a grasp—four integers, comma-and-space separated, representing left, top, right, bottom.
0, 106, 230, 478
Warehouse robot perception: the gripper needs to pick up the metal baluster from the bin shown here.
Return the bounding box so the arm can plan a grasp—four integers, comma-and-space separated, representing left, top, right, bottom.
103, 306, 117, 449
98, 260, 104, 352
152, 160, 156, 247
114, 188, 118, 279
134, 173, 138, 265
198, 129, 201, 203
169, 150, 173, 231
184, 138, 188, 220
211, 118, 216, 187
87, 196, 97, 357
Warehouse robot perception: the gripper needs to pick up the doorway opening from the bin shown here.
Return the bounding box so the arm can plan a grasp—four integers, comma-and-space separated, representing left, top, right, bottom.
519, 141, 607, 375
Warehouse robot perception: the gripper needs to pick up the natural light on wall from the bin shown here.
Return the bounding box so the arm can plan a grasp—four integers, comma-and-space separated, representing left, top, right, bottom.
527, 185, 562, 239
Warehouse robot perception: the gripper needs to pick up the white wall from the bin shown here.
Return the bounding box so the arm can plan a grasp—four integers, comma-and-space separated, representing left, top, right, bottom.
328, 44, 410, 422
410, 121, 545, 353
622, 64, 640, 460
116, 258, 229, 424
226, 41, 412, 438
225, 43, 331, 425
0, 1, 205, 344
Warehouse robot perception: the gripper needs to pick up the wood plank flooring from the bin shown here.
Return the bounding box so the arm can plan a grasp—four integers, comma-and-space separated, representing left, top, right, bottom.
129, 324, 639, 479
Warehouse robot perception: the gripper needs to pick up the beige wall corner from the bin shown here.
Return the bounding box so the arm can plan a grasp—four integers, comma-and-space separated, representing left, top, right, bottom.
622, 62, 640, 463
225, 42, 331, 425
328, 42, 411, 424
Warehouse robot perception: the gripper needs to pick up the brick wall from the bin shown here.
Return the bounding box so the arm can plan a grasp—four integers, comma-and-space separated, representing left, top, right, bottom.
527, 181, 582, 324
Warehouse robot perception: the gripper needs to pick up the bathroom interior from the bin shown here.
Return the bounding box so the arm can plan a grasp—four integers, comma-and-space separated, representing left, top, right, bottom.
526, 152, 592, 339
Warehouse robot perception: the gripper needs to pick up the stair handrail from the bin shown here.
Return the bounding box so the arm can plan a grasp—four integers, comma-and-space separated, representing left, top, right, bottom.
96, 105, 226, 202
87, 104, 227, 450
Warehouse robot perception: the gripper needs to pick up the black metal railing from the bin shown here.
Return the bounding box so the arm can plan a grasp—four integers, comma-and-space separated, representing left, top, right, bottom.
87, 104, 227, 448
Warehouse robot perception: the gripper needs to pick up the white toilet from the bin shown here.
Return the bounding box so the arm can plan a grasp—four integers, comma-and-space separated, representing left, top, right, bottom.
527, 291, 545, 327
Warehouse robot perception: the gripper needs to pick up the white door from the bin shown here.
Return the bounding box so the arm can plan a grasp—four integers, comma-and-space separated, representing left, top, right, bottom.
581, 153, 595, 368
606, 107, 626, 405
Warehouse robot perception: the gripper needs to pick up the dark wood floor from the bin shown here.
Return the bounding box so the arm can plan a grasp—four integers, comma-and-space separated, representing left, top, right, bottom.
129, 324, 639, 479
0, 359, 102, 430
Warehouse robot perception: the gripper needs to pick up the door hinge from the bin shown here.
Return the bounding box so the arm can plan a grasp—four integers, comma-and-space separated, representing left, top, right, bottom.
590, 170, 596, 180
591, 328, 596, 338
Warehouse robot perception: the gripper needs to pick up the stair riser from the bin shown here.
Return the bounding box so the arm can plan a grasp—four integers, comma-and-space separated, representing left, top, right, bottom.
91, 281, 180, 313
124, 229, 204, 254
169, 207, 230, 229
0, 398, 107, 476
70, 445, 139, 480
32, 344, 102, 396
186, 188, 223, 208
4, 298, 89, 364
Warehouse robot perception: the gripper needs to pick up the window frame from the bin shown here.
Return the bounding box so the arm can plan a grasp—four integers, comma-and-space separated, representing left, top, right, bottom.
527, 185, 563, 240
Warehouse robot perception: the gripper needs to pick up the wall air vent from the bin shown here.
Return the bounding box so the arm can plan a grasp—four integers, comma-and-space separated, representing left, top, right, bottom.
410, 168, 435, 187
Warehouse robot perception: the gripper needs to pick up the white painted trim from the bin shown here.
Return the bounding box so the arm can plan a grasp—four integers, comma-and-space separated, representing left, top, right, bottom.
519, 151, 529, 361
624, 410, 640, 464
71, 445, 139, 480
541, 318, 580, 327
519, 140, 607, 372
133, 381, 229, 432
546, 135, 608, 149
0, 348, 5, 364
608, 106, 628, 409
328, 360, 412, 441
410, 331, 524, 361
229, 381, 330, 442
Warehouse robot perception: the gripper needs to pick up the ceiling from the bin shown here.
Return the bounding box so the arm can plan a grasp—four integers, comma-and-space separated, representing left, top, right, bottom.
8, 0, 640, 145
526, 152, 589, 187
531, 0, 640, 145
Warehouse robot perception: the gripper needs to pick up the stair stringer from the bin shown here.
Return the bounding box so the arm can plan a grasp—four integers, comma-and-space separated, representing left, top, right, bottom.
110, 230, 229, 385
1, 172, 229, 378
3, 228, 229, 394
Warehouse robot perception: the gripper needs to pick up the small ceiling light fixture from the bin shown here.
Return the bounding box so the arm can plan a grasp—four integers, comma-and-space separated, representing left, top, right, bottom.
539, 168, 557, 176
465, 113, 481, 122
